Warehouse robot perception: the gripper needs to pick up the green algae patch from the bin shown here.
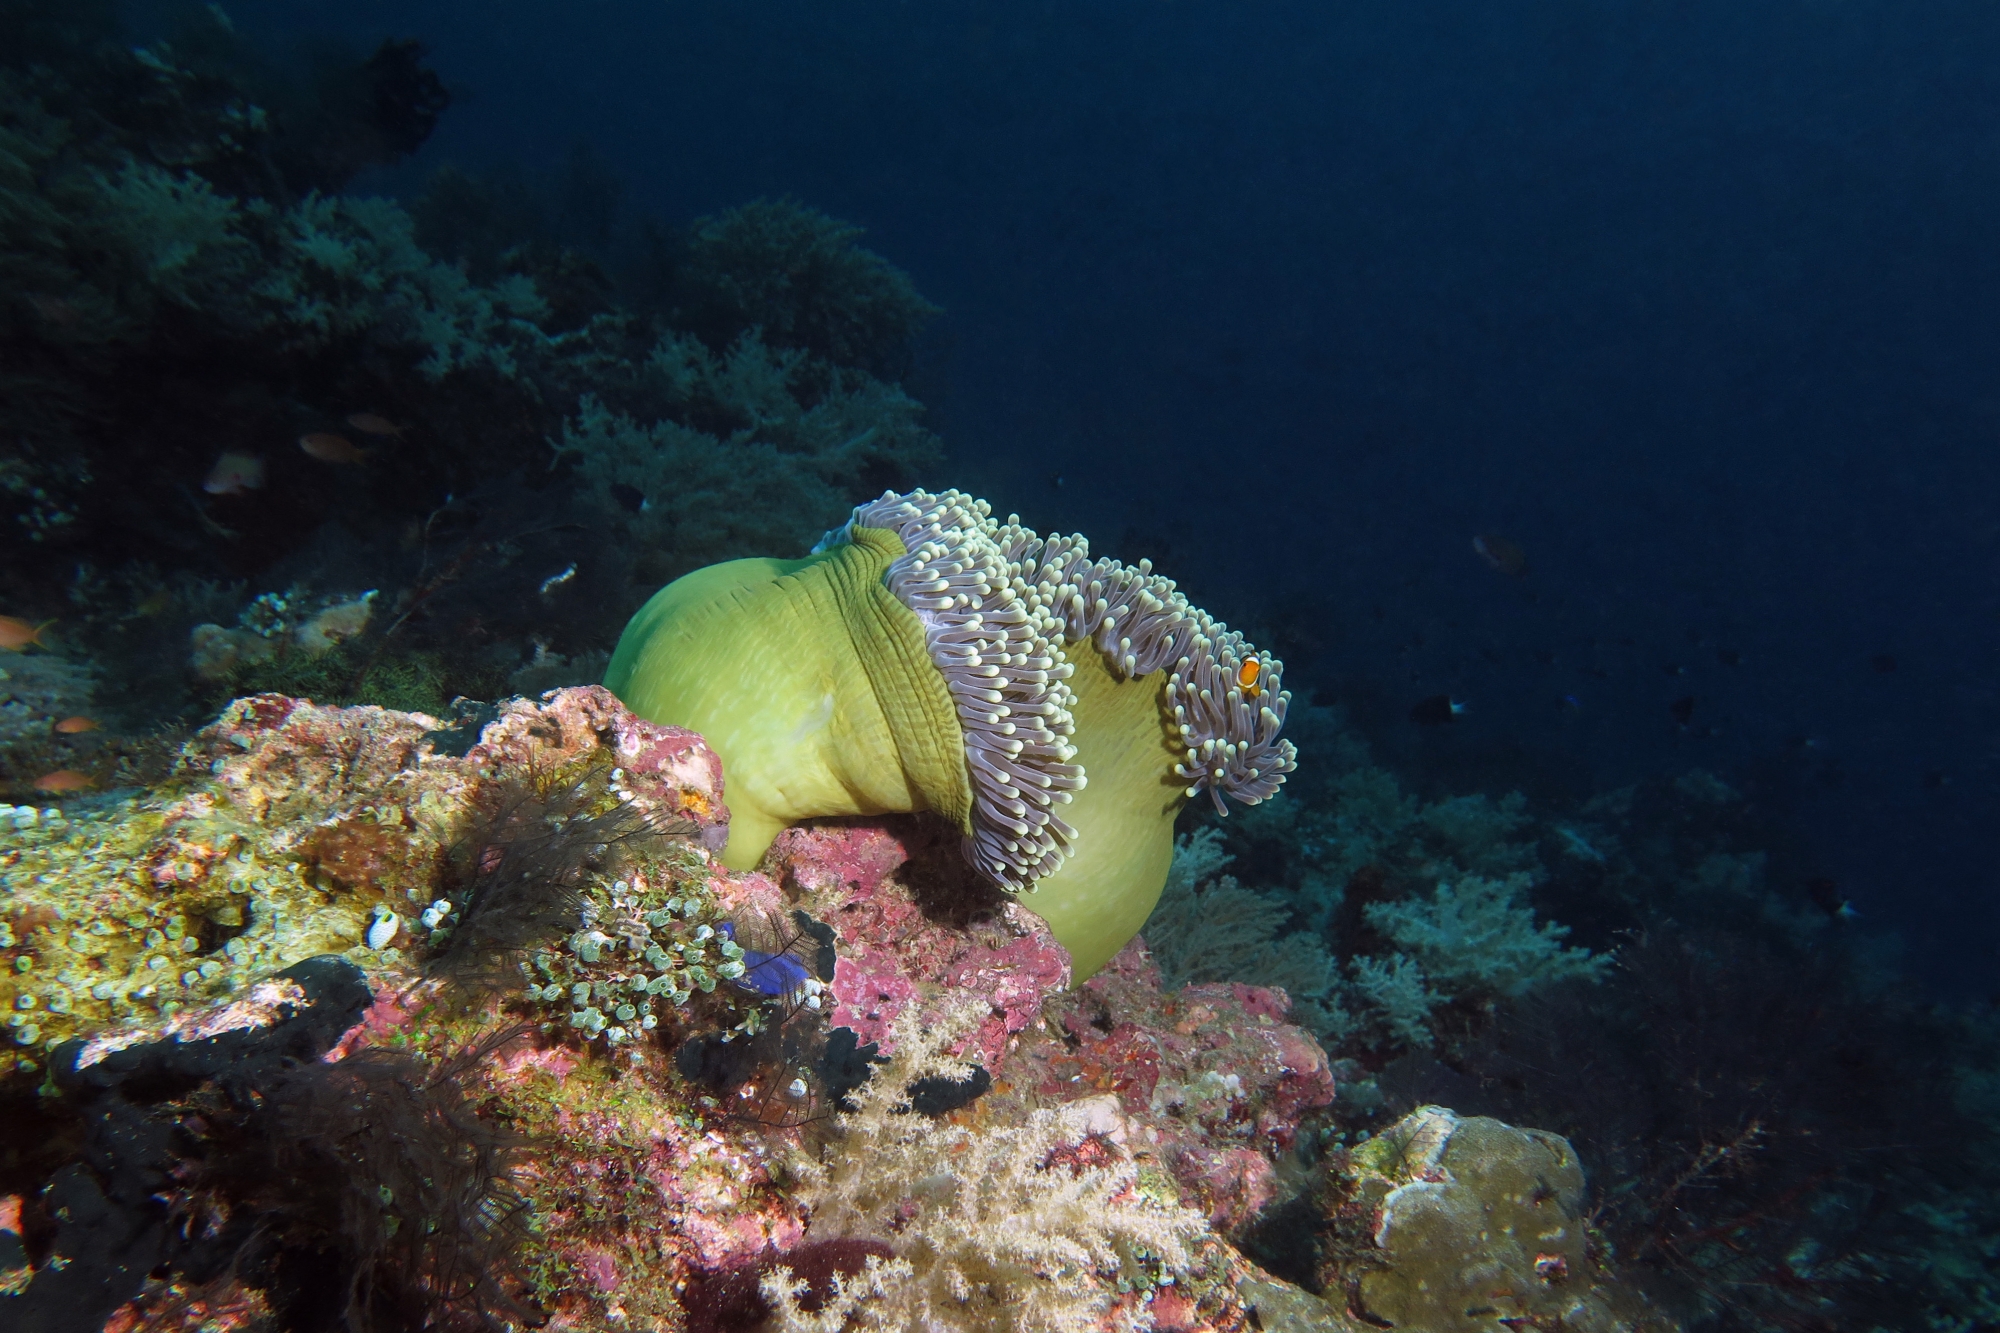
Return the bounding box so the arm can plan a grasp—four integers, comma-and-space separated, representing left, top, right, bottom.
0, 792, 398, 1075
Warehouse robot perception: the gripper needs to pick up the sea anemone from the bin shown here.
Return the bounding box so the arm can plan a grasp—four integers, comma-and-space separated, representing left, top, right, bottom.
604, 488, 1296, 976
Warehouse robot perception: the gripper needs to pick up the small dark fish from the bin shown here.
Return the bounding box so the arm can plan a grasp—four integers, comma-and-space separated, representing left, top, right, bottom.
791, 908, 837, 981
1409, 694, 1465, 725
608, 482, 646, 513
203, 451, 266, 496
1717, 648, 1742, 667
1669, 695, 1696, 726
1472, 533, 1529, 577
1871, 653, 1897, 673
420, 699, 500, 759
1805, 877, 1859, 922
907, 1065, 992, 1116
27, 293, 82, 327
1050, 473, 1066, 489
345, 412, 406, 438
1923, 769, 1949, 790
298, 432, 369, 465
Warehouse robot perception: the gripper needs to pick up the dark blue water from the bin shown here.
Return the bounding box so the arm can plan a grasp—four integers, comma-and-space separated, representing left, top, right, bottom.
5, 5, 1997, 1325
153, 0, 2000, 994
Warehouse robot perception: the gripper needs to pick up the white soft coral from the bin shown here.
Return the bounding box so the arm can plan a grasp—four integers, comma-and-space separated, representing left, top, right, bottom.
776, 1000, 1210, 1332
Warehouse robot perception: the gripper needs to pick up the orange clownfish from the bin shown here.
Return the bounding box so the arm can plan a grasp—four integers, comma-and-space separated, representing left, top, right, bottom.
1236, 657, 1263, 699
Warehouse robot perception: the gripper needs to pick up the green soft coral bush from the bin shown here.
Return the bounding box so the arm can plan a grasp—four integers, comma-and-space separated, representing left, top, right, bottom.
247, 192, 552, 379
86, 159, 249, 307
1141, 706, 1613, 1057
0, 44, 562, 581
1145, 830, 1350, 1041
1365, 873, 1612, 999
1415, 793, 1539, 879
675, 197, 940, 377
556, 329, 941, 579
1, 27, 948, 738
1346, 954, 1444, 1050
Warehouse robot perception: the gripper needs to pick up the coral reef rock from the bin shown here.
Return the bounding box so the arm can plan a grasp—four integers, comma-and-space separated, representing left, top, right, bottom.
1030, 939, 1339, 1235
0, 686, 724, 1075
1319, 1106, 1677, 1333
5, 685, 1652, 1332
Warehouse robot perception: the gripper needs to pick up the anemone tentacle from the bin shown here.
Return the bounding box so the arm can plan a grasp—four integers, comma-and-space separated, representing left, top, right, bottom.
992, 515, 1297, 817
830, 489, 1085, 889
1166, 614, 1297, 814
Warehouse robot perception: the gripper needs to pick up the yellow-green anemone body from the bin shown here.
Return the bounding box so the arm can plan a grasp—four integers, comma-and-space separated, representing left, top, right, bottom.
604, 488, 1296, 981
1015, 647, 1185, 977
604, 527, 971, 868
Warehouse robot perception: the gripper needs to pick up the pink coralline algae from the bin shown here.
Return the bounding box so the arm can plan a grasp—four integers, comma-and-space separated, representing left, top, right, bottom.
766, 823, 1071, 1064
192, 685, 729, 850
752, 820, 1336, 1237
165, 685, 729, 907
997, 938, 1339, 1233
192, 693, 434, 825
463, 684, 730, 842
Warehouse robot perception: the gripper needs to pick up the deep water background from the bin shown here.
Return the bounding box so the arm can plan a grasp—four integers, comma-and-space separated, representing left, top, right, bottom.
165, 0, 1999, 995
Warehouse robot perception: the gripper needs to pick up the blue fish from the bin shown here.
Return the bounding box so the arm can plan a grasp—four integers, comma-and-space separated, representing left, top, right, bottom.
739, 949, 811, 996
717, 921, 811, 997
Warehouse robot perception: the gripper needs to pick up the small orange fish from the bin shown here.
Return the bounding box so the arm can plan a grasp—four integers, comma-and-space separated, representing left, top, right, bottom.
32, 769, 93, 793
54, 716, 100, 734
345, 412, 406, 438
1236, 657, 1263, 699
299, 432, 369, 465
0, 616, 55, 652
204, 451, 266, 496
